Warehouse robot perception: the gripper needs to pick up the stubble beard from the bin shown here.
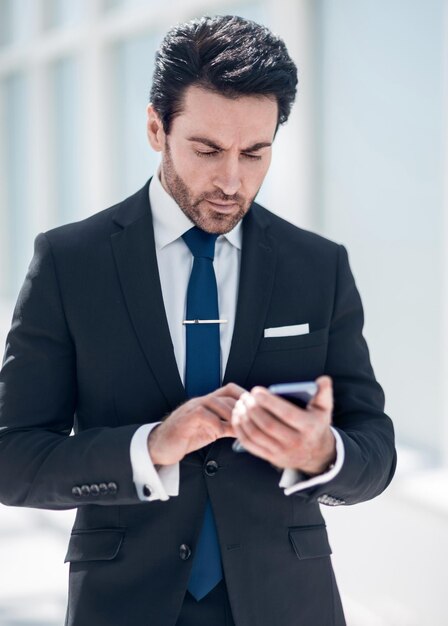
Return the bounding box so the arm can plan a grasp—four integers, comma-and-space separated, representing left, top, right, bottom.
161, 142, 252, 234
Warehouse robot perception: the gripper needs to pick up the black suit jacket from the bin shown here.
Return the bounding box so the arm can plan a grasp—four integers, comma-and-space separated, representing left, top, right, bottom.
0, 180, 396, 626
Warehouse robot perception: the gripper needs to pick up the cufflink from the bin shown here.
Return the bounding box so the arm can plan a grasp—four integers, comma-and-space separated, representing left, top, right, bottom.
143, 484, 152, 498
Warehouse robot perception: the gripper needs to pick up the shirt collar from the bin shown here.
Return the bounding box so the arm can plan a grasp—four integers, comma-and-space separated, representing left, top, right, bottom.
149, 168, 243, 251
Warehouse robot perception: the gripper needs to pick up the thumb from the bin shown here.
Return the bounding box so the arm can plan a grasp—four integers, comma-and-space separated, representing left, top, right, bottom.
309, 376, 333, 414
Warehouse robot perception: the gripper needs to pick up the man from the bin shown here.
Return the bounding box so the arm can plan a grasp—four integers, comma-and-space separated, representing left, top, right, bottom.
0, 15, 396, 626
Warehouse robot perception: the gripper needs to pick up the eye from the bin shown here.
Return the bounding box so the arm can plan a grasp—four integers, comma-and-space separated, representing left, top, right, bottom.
195, 150, 219, 158
242, 153, 262, 161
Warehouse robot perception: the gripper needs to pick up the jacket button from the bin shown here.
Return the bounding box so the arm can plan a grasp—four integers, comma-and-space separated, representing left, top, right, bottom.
98, 483, 108, 495
72, 486, 82, 497
90, 484, 100, 496
179, 544, 191, 560
107, 482, 118, 494
143, 484, 152, 497
205, 460, 219, 476
81, 484, 91, 496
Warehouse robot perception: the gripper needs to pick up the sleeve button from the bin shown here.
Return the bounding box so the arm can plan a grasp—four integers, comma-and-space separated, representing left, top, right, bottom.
107, 482, 118, 495
98, 483, 108, 495
72, 486, 82, 498
81, 484, 91, 496
90, 484, 100, 496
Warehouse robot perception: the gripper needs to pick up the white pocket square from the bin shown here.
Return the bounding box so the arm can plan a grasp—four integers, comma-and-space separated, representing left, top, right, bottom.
264, 323, 310, 338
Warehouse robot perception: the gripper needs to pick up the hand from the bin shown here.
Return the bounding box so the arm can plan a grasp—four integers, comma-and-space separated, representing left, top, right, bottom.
231, 376, 336, 475
147, 383, 245, 465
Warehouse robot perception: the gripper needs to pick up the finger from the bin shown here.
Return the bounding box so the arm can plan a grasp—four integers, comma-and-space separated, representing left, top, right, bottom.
309, 376, 333, 413
244, 388, 309, 431
232, 420, 278, 458
213, 382, 247, 400
196, 406, 236, 438
203, 396, 237, 421
235, 395, 297, 445
245, 405, 298, 445
215, 416, 236, 438
232, 405, 283, 454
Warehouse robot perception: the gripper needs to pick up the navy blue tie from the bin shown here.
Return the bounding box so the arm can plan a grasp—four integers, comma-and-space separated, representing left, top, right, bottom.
182, 226, 223, 601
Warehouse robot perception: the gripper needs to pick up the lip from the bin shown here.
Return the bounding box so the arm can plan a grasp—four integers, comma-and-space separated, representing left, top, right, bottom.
206, 200, 238, 212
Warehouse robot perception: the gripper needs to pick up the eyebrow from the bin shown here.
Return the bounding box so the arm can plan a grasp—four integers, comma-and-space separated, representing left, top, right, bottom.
187, 136, 272, 153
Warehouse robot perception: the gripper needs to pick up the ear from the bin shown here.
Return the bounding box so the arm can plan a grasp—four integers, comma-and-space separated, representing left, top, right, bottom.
146, 104, 165, 152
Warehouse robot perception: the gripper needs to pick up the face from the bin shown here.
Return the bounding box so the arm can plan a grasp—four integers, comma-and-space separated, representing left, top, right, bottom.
146, 85, 278, 234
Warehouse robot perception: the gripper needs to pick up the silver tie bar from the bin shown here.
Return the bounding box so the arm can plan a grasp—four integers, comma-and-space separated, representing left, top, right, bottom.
183, 319, 228, 325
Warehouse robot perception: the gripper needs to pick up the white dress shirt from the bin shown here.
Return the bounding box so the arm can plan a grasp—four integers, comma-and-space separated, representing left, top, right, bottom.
130, 171, 344, 501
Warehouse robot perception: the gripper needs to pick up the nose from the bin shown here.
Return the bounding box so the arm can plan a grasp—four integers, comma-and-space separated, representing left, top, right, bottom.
212, 155, 242, 196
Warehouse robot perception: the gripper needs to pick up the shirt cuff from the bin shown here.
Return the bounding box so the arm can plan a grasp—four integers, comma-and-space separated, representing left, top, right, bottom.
130, 423, 180, 501
279, 427, 345, 495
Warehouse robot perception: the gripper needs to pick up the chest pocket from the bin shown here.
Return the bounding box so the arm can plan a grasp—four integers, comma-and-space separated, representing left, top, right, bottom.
259, 327, 329, 352
246, 327, 329, 388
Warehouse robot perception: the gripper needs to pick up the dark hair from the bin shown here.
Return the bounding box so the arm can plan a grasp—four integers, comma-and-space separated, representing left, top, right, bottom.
150, 15, 298, 133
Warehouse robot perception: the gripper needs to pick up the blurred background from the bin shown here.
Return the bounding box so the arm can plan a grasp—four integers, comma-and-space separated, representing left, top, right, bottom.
0, 0, 447, 624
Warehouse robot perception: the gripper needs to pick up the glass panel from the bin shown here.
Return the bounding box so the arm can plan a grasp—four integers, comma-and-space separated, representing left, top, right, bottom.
104, 0, 125, 8
215, 1, 267, 24
3, 73, 31, 296
111, 32, 159, 199
43, 0, 85, 30
0, 0, 12, 47
105, 0, 264, 13
51, 57, 82, 223
104, 0, 158, 10
317, 0, 446, 458
0, 0, 35, 47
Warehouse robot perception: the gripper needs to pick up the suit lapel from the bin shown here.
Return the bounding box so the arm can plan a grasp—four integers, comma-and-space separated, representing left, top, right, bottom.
223, 204, 278, 388
111, 181, 186, 412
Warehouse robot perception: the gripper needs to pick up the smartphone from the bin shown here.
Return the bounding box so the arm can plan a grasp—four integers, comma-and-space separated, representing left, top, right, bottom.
268, 381, 317, 408
232, 381, 318, 453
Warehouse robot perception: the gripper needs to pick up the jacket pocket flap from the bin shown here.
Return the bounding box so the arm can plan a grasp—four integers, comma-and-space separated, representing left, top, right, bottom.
64, 528, 125, 563
288, 525, 332, 560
